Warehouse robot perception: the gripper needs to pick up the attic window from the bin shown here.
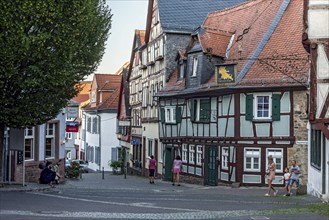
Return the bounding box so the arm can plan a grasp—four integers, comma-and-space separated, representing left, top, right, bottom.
225, 34, 235, 59
179, 62, 185, 79
192, 57, 198, 77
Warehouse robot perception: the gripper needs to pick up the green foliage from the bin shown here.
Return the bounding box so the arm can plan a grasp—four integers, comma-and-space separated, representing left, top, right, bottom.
109, 160, 123, 170
307, 203, 329, 216
65, 161, 81, 178
0, 0, 112, 128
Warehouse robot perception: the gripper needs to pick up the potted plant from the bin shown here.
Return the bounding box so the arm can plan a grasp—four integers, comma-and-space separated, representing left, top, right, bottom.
109, 160, 123, 174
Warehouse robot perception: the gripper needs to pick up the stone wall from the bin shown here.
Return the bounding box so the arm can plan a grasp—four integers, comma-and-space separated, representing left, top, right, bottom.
288, 90, 308, 184
14, 159, 65, 183
180, 174, 204, 185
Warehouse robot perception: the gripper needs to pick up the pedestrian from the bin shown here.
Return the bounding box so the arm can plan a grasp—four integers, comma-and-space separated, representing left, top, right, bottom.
172, 155, 182, 186
286, 160, 300, 196
282, 167, 290, 195
39, 161, 56, 187
265, 155, 278, 196
148, 155, 156, 184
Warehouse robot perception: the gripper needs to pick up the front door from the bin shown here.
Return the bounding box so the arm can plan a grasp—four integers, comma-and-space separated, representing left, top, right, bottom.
205, 145, 218, 186
164, 147, 173, 181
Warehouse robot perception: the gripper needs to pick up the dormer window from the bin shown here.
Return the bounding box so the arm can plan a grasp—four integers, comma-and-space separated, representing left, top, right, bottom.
192, 56, 198, 77
91, 91, 96, 103
179, 62, 185, 79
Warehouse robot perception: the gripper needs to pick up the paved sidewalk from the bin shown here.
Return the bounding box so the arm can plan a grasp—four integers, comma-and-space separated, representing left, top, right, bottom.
0, 172, 316, 200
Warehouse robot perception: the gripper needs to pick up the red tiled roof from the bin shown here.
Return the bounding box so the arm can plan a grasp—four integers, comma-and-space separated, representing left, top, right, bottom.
202, 0, 308, 87
160, 69, 186, 93
199, 30, 232, 58
94, 74, 122, 91
98, 88, 120, 110
72, 94, 89, 104
238, 0, 309, 86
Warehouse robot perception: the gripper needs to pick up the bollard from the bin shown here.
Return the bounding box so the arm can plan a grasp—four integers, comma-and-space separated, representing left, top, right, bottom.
124, 166, 127, 179
102, 167, 104, 179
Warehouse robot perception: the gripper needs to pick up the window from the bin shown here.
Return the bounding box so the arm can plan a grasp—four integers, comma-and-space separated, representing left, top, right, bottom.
65, 132, 72, 139
192, 56, 198, 77
161, 107, 182, 124
148, 139, 153, 156
45, 123, 55, 158
95, 147, 100, 165
189, 145, 195, 164
191, 99, 211, 122
24, 127, 34, 160
91, 91, 96, 103
92, 117, 98, 134
266, 148, 283, 172
222, 147, 229, 170
244, 148, 260, 171
165, 107, 176, 123
182, 144, 188, 163
179, 63, 185, 79
311, 129, 322, 169
196, 145, 203, 165
87, 117, 91, 132
255, 95, 270, 119
245, 93, 280, 121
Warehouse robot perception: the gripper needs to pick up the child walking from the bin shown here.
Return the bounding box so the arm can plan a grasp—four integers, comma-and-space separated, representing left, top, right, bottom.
282, 167, 290, 195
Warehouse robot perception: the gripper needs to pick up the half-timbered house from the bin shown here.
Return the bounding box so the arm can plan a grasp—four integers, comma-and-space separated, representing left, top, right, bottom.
303, 0, 329, 200
131, 0, 246, 177
157, 0, 310, 186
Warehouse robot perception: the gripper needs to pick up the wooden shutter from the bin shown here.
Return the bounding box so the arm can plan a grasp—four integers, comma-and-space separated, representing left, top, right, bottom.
190, 100, 196, 122
160, 108, 165, 124
245, 94, 253, 121
200, 99, 211, 122
176, 107, 182, 123
272, 94, 281, 121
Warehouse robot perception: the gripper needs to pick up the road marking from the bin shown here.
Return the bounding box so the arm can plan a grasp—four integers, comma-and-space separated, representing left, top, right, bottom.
0, 210, 257, 219
31, 192, 200, 212
251, 216, 270, 220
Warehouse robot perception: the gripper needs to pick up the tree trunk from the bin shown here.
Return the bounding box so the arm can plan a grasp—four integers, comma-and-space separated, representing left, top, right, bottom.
0, 123, 4, 182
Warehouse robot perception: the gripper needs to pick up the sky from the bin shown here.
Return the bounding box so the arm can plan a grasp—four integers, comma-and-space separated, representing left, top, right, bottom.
96, 0, 149, 75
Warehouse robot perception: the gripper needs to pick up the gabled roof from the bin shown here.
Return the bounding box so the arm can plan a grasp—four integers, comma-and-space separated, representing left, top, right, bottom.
127, 30, 146, 81
94, 74, 122, 91
145, 0, 246, 42
157, 0, 309, 97
202, 0, 309, 87
98, 87, 121, 110
157, 0, 247, 33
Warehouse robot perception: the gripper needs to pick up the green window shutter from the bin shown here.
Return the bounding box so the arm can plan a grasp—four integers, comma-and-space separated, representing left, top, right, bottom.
160, 108, 165, 124
272, 94, 281, 121
176, 107, 182, 123
200, 99, 211, 122
245, 94, 253, 121
190, 100, 196, 122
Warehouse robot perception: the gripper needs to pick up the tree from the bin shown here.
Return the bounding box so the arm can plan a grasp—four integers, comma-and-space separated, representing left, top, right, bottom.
0, 0, 112, 179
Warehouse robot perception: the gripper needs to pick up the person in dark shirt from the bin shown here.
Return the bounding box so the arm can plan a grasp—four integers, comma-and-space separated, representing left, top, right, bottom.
39, 161, 56, 187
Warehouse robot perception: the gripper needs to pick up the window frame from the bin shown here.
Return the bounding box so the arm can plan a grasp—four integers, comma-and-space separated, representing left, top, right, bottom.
311, 129, 322, 170
191, 56, 198, 77
182, 144, 188, 163
148, 139, 153, 157
45, 123, 55, 159
196, 145, 203, 165
254, 93, 271, 120
266, 148, 283, 172
165, 107, 176, 124
221, 147, 229, 170
189, 144, 195, 164
24, 127, 35, 161
244, 148, 261, 172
